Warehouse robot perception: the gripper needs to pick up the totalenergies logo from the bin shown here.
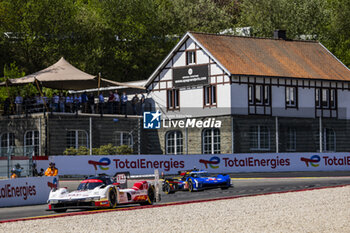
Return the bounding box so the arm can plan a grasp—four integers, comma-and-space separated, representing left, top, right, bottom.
88, 158, 111, 170
300, 155, 321, 167
199, 156, 220, 169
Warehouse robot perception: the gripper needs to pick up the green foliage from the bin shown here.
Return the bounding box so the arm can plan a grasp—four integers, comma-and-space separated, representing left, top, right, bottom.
239, 0, 329, 39
0, 0, 238, 81
63, 147, 78, 155
98, 144, 119, 155
322, 0, 350, 67
0, 0, 349, 79
0, 62, 33, 102
77, 146, 90, 155
116, 145, 133, 155
63, 144, 133, 155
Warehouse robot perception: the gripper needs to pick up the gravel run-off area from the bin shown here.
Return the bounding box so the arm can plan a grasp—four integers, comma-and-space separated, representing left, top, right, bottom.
1, 185, 350, 233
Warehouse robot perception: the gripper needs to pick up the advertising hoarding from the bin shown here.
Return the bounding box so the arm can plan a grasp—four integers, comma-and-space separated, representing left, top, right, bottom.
35, 153, 350, 176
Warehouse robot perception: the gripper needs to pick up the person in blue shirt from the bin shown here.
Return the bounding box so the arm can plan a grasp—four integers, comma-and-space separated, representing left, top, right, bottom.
121, 92, 128, 115
98, 92, 105, 114
81, 91, 88, 113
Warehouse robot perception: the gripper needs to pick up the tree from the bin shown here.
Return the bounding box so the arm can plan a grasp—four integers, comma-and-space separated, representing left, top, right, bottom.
239, 0, 329, 40
0, 0, 78, 76
0, 62, 28, 102
323, 0, 350, 67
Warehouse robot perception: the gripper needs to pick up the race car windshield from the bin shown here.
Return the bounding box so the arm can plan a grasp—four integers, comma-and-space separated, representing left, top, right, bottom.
191, 172, 210, 178
77, 182, 103, 190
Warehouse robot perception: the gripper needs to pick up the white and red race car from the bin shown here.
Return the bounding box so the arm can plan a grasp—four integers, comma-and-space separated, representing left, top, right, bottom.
47, 174, 156, 213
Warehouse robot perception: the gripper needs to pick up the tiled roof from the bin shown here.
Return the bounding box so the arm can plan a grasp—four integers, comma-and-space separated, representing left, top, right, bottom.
191, 32, 350, 81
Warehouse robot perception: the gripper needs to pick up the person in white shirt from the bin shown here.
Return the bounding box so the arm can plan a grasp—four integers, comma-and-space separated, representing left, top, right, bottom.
113, 90, 120, 114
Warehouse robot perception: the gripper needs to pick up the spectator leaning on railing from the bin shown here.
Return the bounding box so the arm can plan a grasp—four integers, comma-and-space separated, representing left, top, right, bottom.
121, 92, 128, 115
98, 92, 105, 114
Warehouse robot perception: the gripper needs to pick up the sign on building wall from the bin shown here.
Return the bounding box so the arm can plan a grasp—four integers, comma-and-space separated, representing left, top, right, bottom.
173, 65, 209, 88
35, 153, 350, 176
0, 176, 58, 207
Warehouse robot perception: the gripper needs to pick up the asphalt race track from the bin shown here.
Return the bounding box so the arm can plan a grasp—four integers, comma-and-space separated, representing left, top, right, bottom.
1, 174, 350, 222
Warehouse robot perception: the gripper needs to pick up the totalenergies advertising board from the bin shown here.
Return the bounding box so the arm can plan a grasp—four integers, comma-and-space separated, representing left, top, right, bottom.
35, 153, 350, 176
0, 176, 58, 207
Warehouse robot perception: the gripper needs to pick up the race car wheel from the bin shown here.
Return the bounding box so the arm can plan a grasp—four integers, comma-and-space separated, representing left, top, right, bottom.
221, 179, 232, 190
53, 209, 67, 213
164, 182, 174, 194
188, 179, 194, 192
108, 188, 117, 208
141, 186, 155, 205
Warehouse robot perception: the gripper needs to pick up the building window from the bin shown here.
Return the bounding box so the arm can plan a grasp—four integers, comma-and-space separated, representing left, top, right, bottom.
250, 126, 270, 150
323, 128, 336, 152
204, 85, 217, 107
66, 130, 88, 149
24, 130, 39, 156
286, 86, 297, 108
202, 128, 220, 154
316, 88, 336, 109
166, 131, 183, 155
167, 89, 180, 110
248, 84, 270, 106
114, 131, 133, 146
186, 51, 196, 65
286, 127, 296, 151
0, 133, 15, 155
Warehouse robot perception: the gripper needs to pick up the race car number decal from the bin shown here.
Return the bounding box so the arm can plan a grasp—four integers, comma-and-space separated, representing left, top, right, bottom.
117, 174, 127, 184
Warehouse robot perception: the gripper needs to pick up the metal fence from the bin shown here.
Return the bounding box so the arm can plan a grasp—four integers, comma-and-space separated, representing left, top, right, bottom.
0, 146, 34, 178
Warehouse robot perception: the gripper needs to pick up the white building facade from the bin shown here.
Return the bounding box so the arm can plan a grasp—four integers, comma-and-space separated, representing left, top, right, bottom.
143, 32, 350, 155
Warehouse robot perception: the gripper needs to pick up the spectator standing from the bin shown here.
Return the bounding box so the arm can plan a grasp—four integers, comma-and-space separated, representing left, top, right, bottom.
59, 93, 66, 112
107, 91, 115, 114
14, 163, 23, 177
113, 90, 120, 114
38, 168, 44, 176
98, 92, 105, 114
66, 94, 73, 113
32, 163, 39, 177
88, 93, 95, 113
73, 94, 81, 113
23, 94, 31, 114
131, 94, 139, 115
52, 93, 59, 112
14, 92, 23, 115
81, 91, 88, 113
35, 94, 43, 112
11, 169, 17, 179
140, 93, 145, 115
43, 93, 49, 112
121, 92, 128, 115
45, 162, 58, 176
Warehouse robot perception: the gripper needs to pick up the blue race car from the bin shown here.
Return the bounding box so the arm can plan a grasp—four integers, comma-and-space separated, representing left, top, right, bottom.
162, 170, 231, 194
